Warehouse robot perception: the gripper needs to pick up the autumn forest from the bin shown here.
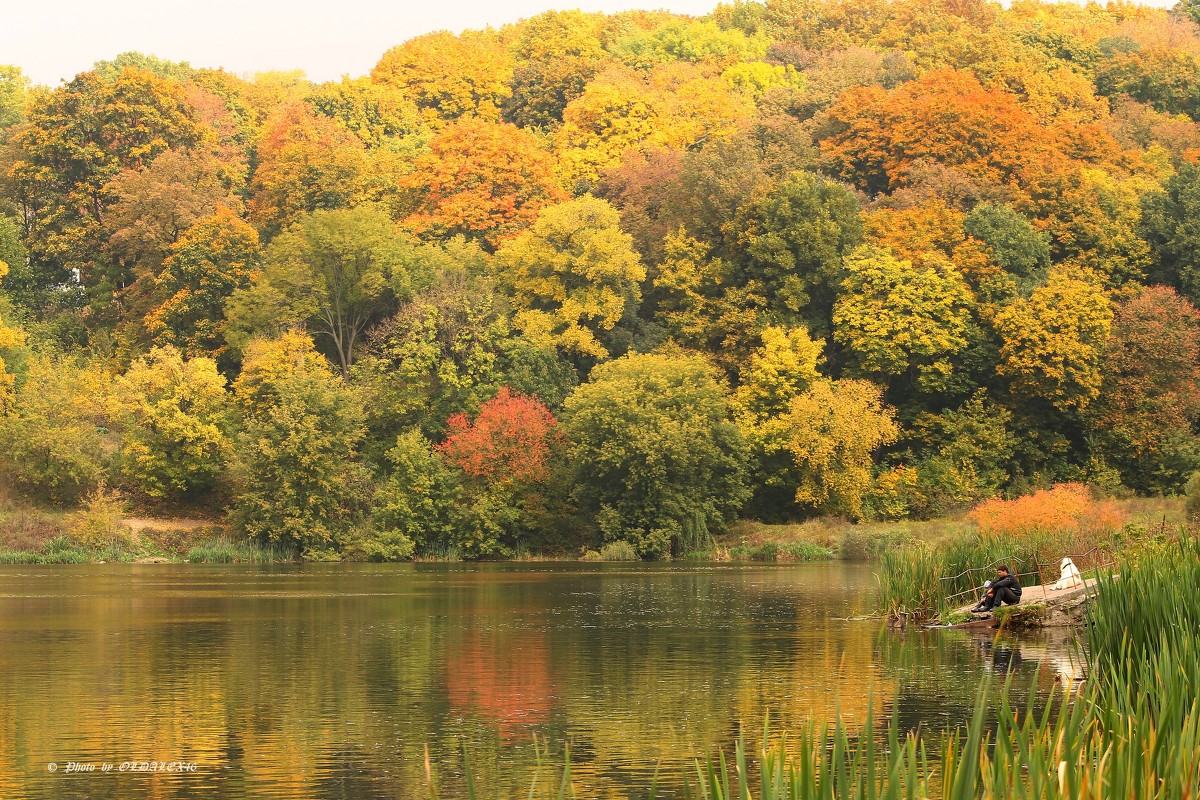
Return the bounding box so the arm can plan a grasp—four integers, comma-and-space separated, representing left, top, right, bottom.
2, 0, 1200, 560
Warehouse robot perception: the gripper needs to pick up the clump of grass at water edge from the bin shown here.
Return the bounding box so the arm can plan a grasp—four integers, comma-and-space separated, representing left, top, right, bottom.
186, 537, 295, 563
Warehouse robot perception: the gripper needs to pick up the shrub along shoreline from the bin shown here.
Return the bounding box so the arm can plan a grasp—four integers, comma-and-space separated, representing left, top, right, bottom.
874, 488, 1181, 623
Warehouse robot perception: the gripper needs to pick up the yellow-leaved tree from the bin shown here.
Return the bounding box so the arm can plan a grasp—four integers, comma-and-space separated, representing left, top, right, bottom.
109, 346, 231, 500
734, 326, 825, 423
495, 196, 644, 360
557, 67, 665, 190
556, 63, 754, 189
734, 326, 827, 517
0, 260, 24, 408
787, 379, 900, 519
370, 30, 513, 125
993, 271, 1113, 413
832, 245, 974, 391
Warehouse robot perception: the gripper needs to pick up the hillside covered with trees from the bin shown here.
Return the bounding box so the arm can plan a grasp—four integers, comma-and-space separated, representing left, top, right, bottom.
2, 0, 1200, 559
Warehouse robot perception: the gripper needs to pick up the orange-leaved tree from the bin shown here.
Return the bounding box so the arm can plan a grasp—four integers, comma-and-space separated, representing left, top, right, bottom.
1086, 285, 1200, 493
820, 68, 1055, 200
402, 118, 564, 250
247, 103, 368, 237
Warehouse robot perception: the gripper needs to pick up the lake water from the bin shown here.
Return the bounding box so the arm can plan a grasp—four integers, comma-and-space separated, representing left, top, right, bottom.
0, 562, 1080, 798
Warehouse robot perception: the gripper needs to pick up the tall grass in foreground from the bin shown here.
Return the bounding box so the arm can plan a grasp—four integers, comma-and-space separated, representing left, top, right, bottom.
430, 539, 1200, 799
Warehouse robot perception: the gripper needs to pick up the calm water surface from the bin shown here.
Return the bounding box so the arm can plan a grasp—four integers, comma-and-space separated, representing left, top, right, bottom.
0, 562, 1080, 798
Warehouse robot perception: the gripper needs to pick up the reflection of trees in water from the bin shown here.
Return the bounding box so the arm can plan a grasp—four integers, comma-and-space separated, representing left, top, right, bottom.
0, 567, 457, 797
444, 627, 556, 740
0, 564, 1085, 800
0, 609, 235, 797
531, 564, 897, 796
0, 564, 899, 799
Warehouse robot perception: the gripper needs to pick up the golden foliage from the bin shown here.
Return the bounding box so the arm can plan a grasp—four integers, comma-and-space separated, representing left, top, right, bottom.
788, 379, 900, 519
994, 271, 1113, 412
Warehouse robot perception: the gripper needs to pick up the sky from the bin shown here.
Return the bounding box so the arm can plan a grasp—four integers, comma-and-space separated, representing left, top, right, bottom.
3, 0, 720, 87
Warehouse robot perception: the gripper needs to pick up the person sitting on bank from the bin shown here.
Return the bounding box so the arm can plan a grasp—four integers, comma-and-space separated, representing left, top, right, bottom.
971, 565, 1021, 613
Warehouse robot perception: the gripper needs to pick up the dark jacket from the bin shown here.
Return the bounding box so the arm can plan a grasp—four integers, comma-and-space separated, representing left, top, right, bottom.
991, 574, 1022, 595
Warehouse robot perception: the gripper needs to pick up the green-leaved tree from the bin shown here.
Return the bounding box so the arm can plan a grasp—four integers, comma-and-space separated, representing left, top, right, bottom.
563, 351, 749, 557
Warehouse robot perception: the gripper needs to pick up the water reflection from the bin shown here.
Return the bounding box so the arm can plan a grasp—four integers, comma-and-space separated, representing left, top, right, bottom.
0, 562, 1077, 798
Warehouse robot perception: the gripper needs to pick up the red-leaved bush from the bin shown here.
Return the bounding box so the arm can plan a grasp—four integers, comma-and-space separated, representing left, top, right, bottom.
437, 388, 559, 484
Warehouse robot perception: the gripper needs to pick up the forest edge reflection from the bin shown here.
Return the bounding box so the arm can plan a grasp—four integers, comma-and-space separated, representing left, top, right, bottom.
0, 561, 1077, 799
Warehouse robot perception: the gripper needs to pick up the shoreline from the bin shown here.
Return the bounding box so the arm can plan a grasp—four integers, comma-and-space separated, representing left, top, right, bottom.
0, 495, 1183, 568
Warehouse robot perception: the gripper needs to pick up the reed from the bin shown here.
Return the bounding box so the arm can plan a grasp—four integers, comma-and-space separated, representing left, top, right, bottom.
877, 534, 1063, 619
728, 541, 833, 561
699, 538, 1200, 800
186, 537, 294, 563
0, 547, 91, 564
419, 543, 463, 562
0, 534, 103, 563
778, 541, 833, 561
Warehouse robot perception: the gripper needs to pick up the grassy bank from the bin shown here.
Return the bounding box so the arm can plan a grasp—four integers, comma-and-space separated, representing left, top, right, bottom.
427, 537, 1200, 798
728, 494, 1181, 562
0, 498, 292, 564
0, 532, 293, 564
0, 490, 1182, 567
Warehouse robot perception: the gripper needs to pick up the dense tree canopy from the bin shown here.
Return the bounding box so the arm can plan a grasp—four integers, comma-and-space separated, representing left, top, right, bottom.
563, 352, 749, 557
4, 0, 1200, 559
227, 205, 419, 377
1087, 286, 1200, 493
1141, 164, 1200, 304
820, 68, 1053, 198
402, 118, 564, 249
994, 273, 1113, 413
787, 379, 899, 519
150, 206, 261, 362
371, 31, 514, 124
833, 246, 973, 391
109, 346, 230, 500
230, 333, 372, 553
9, 67, 204, 303
0, 66, 29, 132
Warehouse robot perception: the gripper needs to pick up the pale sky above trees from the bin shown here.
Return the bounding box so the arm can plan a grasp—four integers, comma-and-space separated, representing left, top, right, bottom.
4, 0, 719, 86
